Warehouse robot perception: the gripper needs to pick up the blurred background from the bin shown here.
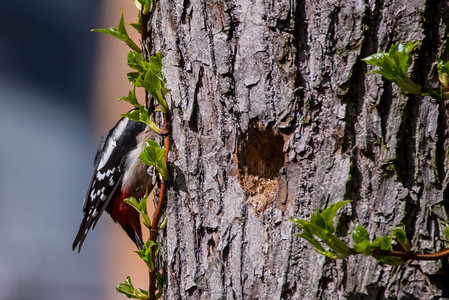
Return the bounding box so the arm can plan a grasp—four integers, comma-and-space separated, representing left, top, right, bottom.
0, 0, 147, 299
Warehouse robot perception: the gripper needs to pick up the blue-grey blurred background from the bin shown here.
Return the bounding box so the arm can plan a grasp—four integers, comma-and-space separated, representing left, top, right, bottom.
0, 1, 104, 299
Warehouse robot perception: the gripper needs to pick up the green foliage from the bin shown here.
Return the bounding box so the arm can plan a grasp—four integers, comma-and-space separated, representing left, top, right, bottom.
292, 201, 411, 265
423, 86, 447, 100
445, 225, 449, 240
134, 0, 152, 15
352, 224, 371, 255
391, 228, 411, 252
370, 236, 392, 251
120, 86, 140, 107
135, 240, 160, 272
92, 12, 141, 53
352, 225, 404, 263
156, 275, 163, 298
437, 59, 449, 87
363, 40, 449, 101
368, 235, 404, 265
291, 201, 352, 259
124, 189, 151, 228
121, 106, 161, 134
139, 140, 169, 182
107, 2, 167, 300
127, 51, 169, 113
129, 13, 142, 34
431, 59, 449, 100
159, 212, 167, 229
116, 276, 149, 299
363, 41, 422, 94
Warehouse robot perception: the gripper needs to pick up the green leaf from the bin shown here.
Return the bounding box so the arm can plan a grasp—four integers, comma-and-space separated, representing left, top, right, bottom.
363, 41, 422, 94
139, 139, 169, 181
134, 0, 152, 14
129, 13, 142, 34
123, 197, 140, 210
156, 274, 163, 298
298, 231, 327, 254
314, 248, 340, 259
126, 51, 169, 113
135, 240, 159, 271
371, 236, 392, 251
127, 51, 146, 73
293, 217, 350, 258
300, 220, 331, 242
139, 191, 151, 228
92, 11, 141, 53
127, 72, 141, 85
437, 59, 449, 87
320, 200, 352, 233
326, 235, 350, 258
293, 218, 328, 253
133, 0, 142, 10
352, 224, 370, 244
445, 225, 449, 240
159, 212, 167, 229
138, 289, 149, 297
352, 225, 372, 254
310, 211, 327, 231
120, 87, 140, 107
123, 189, 151, 229
353, 239, 371, 254
291, 201, 352, 260
116, 276, 148, 299
423, 86, 447, 100
121, 106, 161, 134
391, 228, 411, 252
142, 52, 169, 113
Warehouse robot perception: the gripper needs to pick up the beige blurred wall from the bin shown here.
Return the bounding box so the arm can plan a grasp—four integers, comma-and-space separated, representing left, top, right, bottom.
92, 0, 145, 134
92, 1, 150, 299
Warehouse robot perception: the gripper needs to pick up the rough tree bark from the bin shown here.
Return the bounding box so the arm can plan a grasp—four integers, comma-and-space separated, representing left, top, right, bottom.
146, 0, 449, 299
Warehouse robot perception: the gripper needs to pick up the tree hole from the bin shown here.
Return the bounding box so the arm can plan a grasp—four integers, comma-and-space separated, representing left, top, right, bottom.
236, 124, 285, 213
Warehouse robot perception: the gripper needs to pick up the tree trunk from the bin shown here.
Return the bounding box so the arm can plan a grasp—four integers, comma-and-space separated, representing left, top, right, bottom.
147, 0, 449, 299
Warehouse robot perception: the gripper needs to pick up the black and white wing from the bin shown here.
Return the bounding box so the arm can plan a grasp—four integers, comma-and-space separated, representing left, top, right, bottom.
72, 116, 146, 252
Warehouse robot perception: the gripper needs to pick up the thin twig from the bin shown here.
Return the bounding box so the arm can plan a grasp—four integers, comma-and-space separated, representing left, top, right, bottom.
350, 247, 449, 261
140, 4, 171, 298
148, 115, 170, 300
369, 247, 449, 261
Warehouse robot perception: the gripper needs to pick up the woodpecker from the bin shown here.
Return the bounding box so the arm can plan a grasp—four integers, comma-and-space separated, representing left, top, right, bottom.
73, 112, 154, 252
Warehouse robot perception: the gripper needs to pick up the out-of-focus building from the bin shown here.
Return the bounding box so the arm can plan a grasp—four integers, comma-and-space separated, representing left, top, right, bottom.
93, 1, 149, 299
0, 0, 147, 299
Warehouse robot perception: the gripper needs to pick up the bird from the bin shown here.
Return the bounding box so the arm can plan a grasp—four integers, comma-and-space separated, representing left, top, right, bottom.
73, 112, 154, 252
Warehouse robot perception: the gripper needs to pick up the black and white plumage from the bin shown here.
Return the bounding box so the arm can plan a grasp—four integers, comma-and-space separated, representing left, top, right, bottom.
73, 113, 154, 252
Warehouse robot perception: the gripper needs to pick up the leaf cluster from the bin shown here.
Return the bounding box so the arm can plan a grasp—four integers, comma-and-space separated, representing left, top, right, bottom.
428, 59, 449, 100
135, 240, 160, 272
352, 225, 406, 265
363, 41, 421, 94
124, 189, 151, 228
437, 59, 449, 87
121, 105, 161, 134
127, 51, 168, 113
292, 201, 419, 265
94, 4, 168, 299
116, 276, 149, 299
139, 140, 169, 182
93, 8, 169, 131
119, 51, 169, 132
363, 40, 449, 100
133, 0, 152, 15
291, 201, 352, 259
92, 12, 141, 53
